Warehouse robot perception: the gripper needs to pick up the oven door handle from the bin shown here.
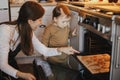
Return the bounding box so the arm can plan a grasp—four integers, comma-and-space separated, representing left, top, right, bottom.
116, 36, 120, 68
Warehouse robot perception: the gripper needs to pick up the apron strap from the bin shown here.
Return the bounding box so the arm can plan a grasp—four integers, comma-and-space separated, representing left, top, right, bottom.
8, 43, 21, 58
8, 43, 21, 69
0, 43, 21, 80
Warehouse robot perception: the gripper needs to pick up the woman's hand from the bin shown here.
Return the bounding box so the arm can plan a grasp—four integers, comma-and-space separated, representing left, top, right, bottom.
57, 46, 80, 55
16, 71, 36, 80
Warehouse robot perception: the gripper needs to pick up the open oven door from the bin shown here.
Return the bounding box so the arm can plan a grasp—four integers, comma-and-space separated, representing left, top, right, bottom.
110, 16, 120, 80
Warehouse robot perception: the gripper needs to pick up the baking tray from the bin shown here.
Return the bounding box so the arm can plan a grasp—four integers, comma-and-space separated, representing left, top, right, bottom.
77, 54, 110, 74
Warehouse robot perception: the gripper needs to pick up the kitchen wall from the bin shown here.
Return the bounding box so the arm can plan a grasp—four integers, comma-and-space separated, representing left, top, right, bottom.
10, 0, 38, 4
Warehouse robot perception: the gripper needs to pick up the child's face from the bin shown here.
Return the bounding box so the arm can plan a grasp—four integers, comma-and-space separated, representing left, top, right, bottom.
54, 8, 71, 29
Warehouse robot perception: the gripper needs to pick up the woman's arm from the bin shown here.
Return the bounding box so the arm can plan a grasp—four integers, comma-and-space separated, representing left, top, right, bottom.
32, 32, 80, 57
0, 25, 18, 78
32, 33, 62, 57
16, 71, 36, 80
0, 25, 36, 80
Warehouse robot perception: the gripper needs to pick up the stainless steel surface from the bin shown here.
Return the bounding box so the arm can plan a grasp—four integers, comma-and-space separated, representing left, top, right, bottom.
0, 0, 10, 23
70, 11, 80, 51
110, 16, 120, 80
116, 36, 120, 68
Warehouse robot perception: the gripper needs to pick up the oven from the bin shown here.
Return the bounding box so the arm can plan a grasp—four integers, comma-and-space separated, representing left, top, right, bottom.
109, 16, 120, 80
71, 12, 120, 80
78, 29, 112, 80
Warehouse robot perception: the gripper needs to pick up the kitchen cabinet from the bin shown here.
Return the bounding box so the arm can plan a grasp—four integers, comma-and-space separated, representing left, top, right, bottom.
0, 0, 10, 23
34, 5, 55, 41
70, 11, 85, 52
10, 5, 55, 26
10, 6, 20, 21
70, 11, 80, 51
42, 6, 55, 25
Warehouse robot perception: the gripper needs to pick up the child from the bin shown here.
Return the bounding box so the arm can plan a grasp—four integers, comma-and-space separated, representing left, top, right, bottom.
41, 4, 80, 70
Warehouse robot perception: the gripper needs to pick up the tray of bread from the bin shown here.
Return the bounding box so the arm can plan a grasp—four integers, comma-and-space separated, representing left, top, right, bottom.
77, 54, 110, 74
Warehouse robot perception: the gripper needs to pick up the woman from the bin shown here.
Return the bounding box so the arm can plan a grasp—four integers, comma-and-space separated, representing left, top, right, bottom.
0, 1, 79, 80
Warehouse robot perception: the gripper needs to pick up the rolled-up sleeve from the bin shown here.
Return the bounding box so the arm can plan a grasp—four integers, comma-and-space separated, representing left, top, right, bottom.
32, 33, 61, 57
0, 25, 18, 78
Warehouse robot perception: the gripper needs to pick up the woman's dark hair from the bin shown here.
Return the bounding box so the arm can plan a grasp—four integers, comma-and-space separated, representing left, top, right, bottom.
17, 1, 45, 55
0, 1, 45, 55
52, 4, 71, 19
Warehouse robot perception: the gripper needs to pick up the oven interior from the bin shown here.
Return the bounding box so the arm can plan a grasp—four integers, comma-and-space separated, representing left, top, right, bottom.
84, 30, 112, 55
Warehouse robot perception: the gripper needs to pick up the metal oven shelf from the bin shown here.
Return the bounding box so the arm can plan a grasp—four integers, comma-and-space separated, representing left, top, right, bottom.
79, 22, 111, 41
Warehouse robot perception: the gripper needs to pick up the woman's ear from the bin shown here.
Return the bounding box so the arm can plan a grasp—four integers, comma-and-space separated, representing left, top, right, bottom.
28, 19, 33, 25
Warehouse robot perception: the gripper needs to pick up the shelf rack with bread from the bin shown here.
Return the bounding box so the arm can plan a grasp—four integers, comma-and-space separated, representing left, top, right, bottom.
77, 10, 113, 41
79, 22, 111, 41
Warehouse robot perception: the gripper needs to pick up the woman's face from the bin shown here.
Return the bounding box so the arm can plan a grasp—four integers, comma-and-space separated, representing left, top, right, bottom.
54, 8, 71, 29
28, 18, 42, 31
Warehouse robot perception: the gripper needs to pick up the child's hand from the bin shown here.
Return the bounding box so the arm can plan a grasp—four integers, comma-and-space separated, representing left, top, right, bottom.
57, 47, 80, 55
72, 28, 77, 37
